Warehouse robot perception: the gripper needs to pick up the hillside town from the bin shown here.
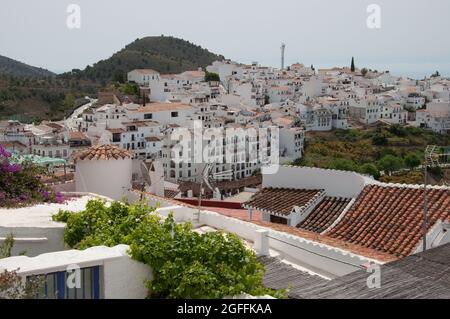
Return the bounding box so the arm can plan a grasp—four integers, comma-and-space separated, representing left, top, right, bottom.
1, 58, 449, 300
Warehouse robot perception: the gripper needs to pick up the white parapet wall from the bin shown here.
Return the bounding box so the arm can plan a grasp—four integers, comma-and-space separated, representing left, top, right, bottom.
0, 193, 112, 257
0, 245, 152, 299
263, 165, 371, 198
196, 209, 381, 278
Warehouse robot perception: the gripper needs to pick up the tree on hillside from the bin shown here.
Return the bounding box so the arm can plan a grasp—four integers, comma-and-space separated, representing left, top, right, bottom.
330, 158, 358, 172
404, 152, 421, 170
112, 70, 124, 83
372, 133, 388, 145
360, 163, 380, 179
351, 57, 355, 72
63, 93, 75, 110
361, 68, 368, 77
431, 70, 440, 78
377, 155, 404, 175
204, 71, 220, 82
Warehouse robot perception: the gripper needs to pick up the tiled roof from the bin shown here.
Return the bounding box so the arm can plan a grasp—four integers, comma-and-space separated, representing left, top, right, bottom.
326, 184, 450, 258
164, 188, 180, 199
259, 256, 328, 299
244, 188, 324, 216
250, 219, 397, 262
73, 144, 133, 161
106, 128, 125, 134
69, 131, 89, 141
297, 197, 352, 233
133, 69, 159, 75
145, 136, 162, 142
293, 243, 450, 299
131, 103, 193, 113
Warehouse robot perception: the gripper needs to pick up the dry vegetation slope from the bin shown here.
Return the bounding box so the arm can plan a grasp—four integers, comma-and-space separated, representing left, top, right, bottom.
297, 124, 450, 184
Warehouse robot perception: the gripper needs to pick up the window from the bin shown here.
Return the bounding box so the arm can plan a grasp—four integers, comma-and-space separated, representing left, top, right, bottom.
171, 112, 179, 118
28, 266, 101, 299
144, 113, 153, 120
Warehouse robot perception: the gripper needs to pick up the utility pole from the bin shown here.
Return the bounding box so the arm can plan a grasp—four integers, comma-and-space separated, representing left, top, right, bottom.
423, 159, 428, 252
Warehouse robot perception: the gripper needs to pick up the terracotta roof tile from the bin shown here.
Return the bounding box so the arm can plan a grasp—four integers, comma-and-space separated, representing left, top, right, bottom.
244, 187, 324, 216
73, 144, 133, 162
326, 185, 450, 258
297, 197, 351, 233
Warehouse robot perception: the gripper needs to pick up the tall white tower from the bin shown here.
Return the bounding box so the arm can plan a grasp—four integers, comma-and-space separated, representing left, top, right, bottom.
281, 43, 286, 70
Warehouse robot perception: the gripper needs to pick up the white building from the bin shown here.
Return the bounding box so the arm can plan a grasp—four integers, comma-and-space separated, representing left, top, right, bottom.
74, 144, 133, 200
127, 69, 160, 86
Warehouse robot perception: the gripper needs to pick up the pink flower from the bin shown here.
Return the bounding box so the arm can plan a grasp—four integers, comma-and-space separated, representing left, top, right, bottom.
6, 163, 22, 173
0, 145, 11, 158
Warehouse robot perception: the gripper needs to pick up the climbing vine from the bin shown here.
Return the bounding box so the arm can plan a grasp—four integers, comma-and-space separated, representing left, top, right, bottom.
53, 200, 283, 299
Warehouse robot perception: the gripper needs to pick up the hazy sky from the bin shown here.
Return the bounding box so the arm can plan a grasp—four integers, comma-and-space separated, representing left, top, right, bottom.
1, 0, 449, 78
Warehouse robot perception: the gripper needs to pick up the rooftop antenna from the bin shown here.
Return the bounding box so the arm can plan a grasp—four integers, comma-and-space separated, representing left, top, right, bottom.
139, 161, 152, 200
193, 162, 234, 223
422, 145, 450, 252
281, 43, 286, 70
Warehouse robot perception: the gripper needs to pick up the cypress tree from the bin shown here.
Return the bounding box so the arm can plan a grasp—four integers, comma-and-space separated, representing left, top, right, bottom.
351, 57, 355, 72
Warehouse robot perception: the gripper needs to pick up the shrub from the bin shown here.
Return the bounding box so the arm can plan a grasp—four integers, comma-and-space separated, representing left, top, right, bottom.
329, 158, 358, 172
204, 71, 220, 82
377, 155, 404, 174
404, 152, 421, 170
359, 163, 380, 179
372, 133, 388, 146
62, 199, 283, 299
0, 144, 64, 207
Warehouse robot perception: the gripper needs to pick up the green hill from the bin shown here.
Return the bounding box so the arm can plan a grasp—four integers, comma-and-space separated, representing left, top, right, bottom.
64, 36, 225, 82
0, 55, 55, 79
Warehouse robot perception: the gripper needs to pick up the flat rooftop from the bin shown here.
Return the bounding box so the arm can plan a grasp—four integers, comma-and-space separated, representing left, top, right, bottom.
0, 194, 107, 228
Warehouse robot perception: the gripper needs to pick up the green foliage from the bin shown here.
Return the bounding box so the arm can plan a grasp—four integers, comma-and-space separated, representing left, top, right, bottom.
361, 68, 368, 77
330, 158, 358, 172
63, 93, 75, 110
299, 127, 450, 183
350, 57, 355, 72
69, 36, 224, 82
359, 163, 380, 179
61, 200, 281, 299
112, 71, 125, 83
404, 152, 421, 169
120, 83, 140, 96
377, 155, 404, 174
52, 209, 72, 223
0, 234, 14, 259
204, 71, 220, 82
0, 54, 55, 79
372, 133, 388, 145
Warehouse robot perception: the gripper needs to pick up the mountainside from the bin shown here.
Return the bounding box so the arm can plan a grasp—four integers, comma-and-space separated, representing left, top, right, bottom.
0, 36, 224, 122
65, 36, 225, 82
0, 55, 55, 78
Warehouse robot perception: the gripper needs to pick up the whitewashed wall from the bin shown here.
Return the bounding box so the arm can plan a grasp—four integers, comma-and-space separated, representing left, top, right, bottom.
0, 245, 152, 299
0, 226, 65, 257
263, 165, 369, 198
75, 159, 132, 201
197, 210, 378, 278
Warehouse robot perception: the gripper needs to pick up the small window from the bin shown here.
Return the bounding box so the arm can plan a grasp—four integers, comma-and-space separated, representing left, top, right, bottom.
171, 112, 179, 117
144, 113, 153, 120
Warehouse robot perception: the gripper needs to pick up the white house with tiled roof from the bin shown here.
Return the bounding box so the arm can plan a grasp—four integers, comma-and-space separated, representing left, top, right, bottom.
74, 144, 133, 200
127, 69, 160, 86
